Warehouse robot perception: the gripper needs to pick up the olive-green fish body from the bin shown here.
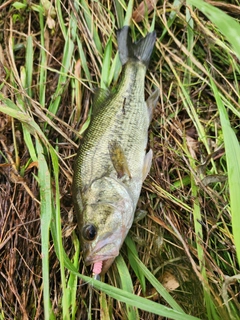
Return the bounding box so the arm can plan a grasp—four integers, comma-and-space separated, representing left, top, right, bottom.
73, 26, 159, 274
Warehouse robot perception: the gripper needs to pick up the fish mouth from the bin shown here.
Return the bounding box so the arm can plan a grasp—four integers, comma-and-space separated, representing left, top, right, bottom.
84, 231, 124, 274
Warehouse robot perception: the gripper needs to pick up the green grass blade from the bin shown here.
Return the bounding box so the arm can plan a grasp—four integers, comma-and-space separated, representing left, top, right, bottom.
80, 0, 102, 55
101, 36, 112, 89
66, 233, 80, 320
125, 237, 146, 294
47, 39, 74, 117
150, 8, 156, 32
62, 252, 200, 320
22, 127, 38, 162
99, 291, 111, 320
125, 236, 185, 314
49, 180, 79, 319
48, 0, 79, 118
0, 97, 49, 147
38, 7, 47, 108
210, 77, 240, 265
49, 147, 69, 319
89, 283, 199, 320
50, 248, 201, 319
159, 0, 183, 41
187, 0, 240, 59
66, 267, 200, 320
109, 51, 121, 84
25, 35, 33, 97
113, 0, 125, 28
188, 156, 220, 320
55, 0, 67, 38
36, 139, 55, 320
123, 0, 134, 26
115, 254, 139, 320
14, 94, 38, 162
76, 38, 92, 87
184, 5, 194, 86
110, 0, 134, 83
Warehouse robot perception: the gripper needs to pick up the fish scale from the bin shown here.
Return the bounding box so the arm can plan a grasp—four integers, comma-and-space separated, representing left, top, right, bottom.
72, 26, 159, 275
77, 66, 148, 189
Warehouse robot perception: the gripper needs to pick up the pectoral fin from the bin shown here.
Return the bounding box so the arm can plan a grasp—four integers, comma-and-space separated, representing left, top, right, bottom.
146, 88, 160, 122
108, 140, 131, 179
142, 149, 153, 182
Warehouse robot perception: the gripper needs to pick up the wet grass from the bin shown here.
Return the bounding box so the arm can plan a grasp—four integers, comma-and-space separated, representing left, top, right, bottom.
0, 0, 240, 319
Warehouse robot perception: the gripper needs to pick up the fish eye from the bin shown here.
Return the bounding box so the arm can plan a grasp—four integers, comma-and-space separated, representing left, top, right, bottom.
82, 224, 97, 241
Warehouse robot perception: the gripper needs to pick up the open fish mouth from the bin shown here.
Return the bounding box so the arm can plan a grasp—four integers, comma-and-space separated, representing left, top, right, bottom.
85, 251, 119, 265
84, 231, 124, 275
84, 232, 122, 264
86, 252, 118, 276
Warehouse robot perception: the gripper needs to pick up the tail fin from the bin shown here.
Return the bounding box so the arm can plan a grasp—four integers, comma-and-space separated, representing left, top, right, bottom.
117, 26, 156, 67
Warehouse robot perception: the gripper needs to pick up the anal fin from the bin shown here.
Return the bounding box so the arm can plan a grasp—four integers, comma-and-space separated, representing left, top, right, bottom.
142, 149, 153, 182
108, 140, 132, 179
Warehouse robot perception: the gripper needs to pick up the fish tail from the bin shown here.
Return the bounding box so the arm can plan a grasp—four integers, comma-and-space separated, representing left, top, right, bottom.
117, 26, 156, 67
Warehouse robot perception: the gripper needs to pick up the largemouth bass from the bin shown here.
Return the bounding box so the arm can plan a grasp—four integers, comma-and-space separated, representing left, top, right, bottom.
72, 26, 159, 275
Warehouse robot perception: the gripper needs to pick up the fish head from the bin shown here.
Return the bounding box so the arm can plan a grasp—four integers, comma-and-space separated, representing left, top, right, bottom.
80, 178, 135, 274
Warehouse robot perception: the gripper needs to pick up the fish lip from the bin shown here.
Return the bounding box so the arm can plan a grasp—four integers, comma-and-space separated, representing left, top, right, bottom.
84, 231, 123, 266
85, 254, 116, 265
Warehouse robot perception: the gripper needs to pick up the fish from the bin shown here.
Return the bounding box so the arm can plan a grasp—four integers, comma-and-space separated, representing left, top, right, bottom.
72, 26, 159, 276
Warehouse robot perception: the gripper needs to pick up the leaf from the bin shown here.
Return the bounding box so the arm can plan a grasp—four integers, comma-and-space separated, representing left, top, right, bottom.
12, 1, 27, 10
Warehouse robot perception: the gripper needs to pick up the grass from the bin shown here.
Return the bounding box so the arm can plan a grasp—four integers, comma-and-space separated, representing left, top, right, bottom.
0, 0, 240, 319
